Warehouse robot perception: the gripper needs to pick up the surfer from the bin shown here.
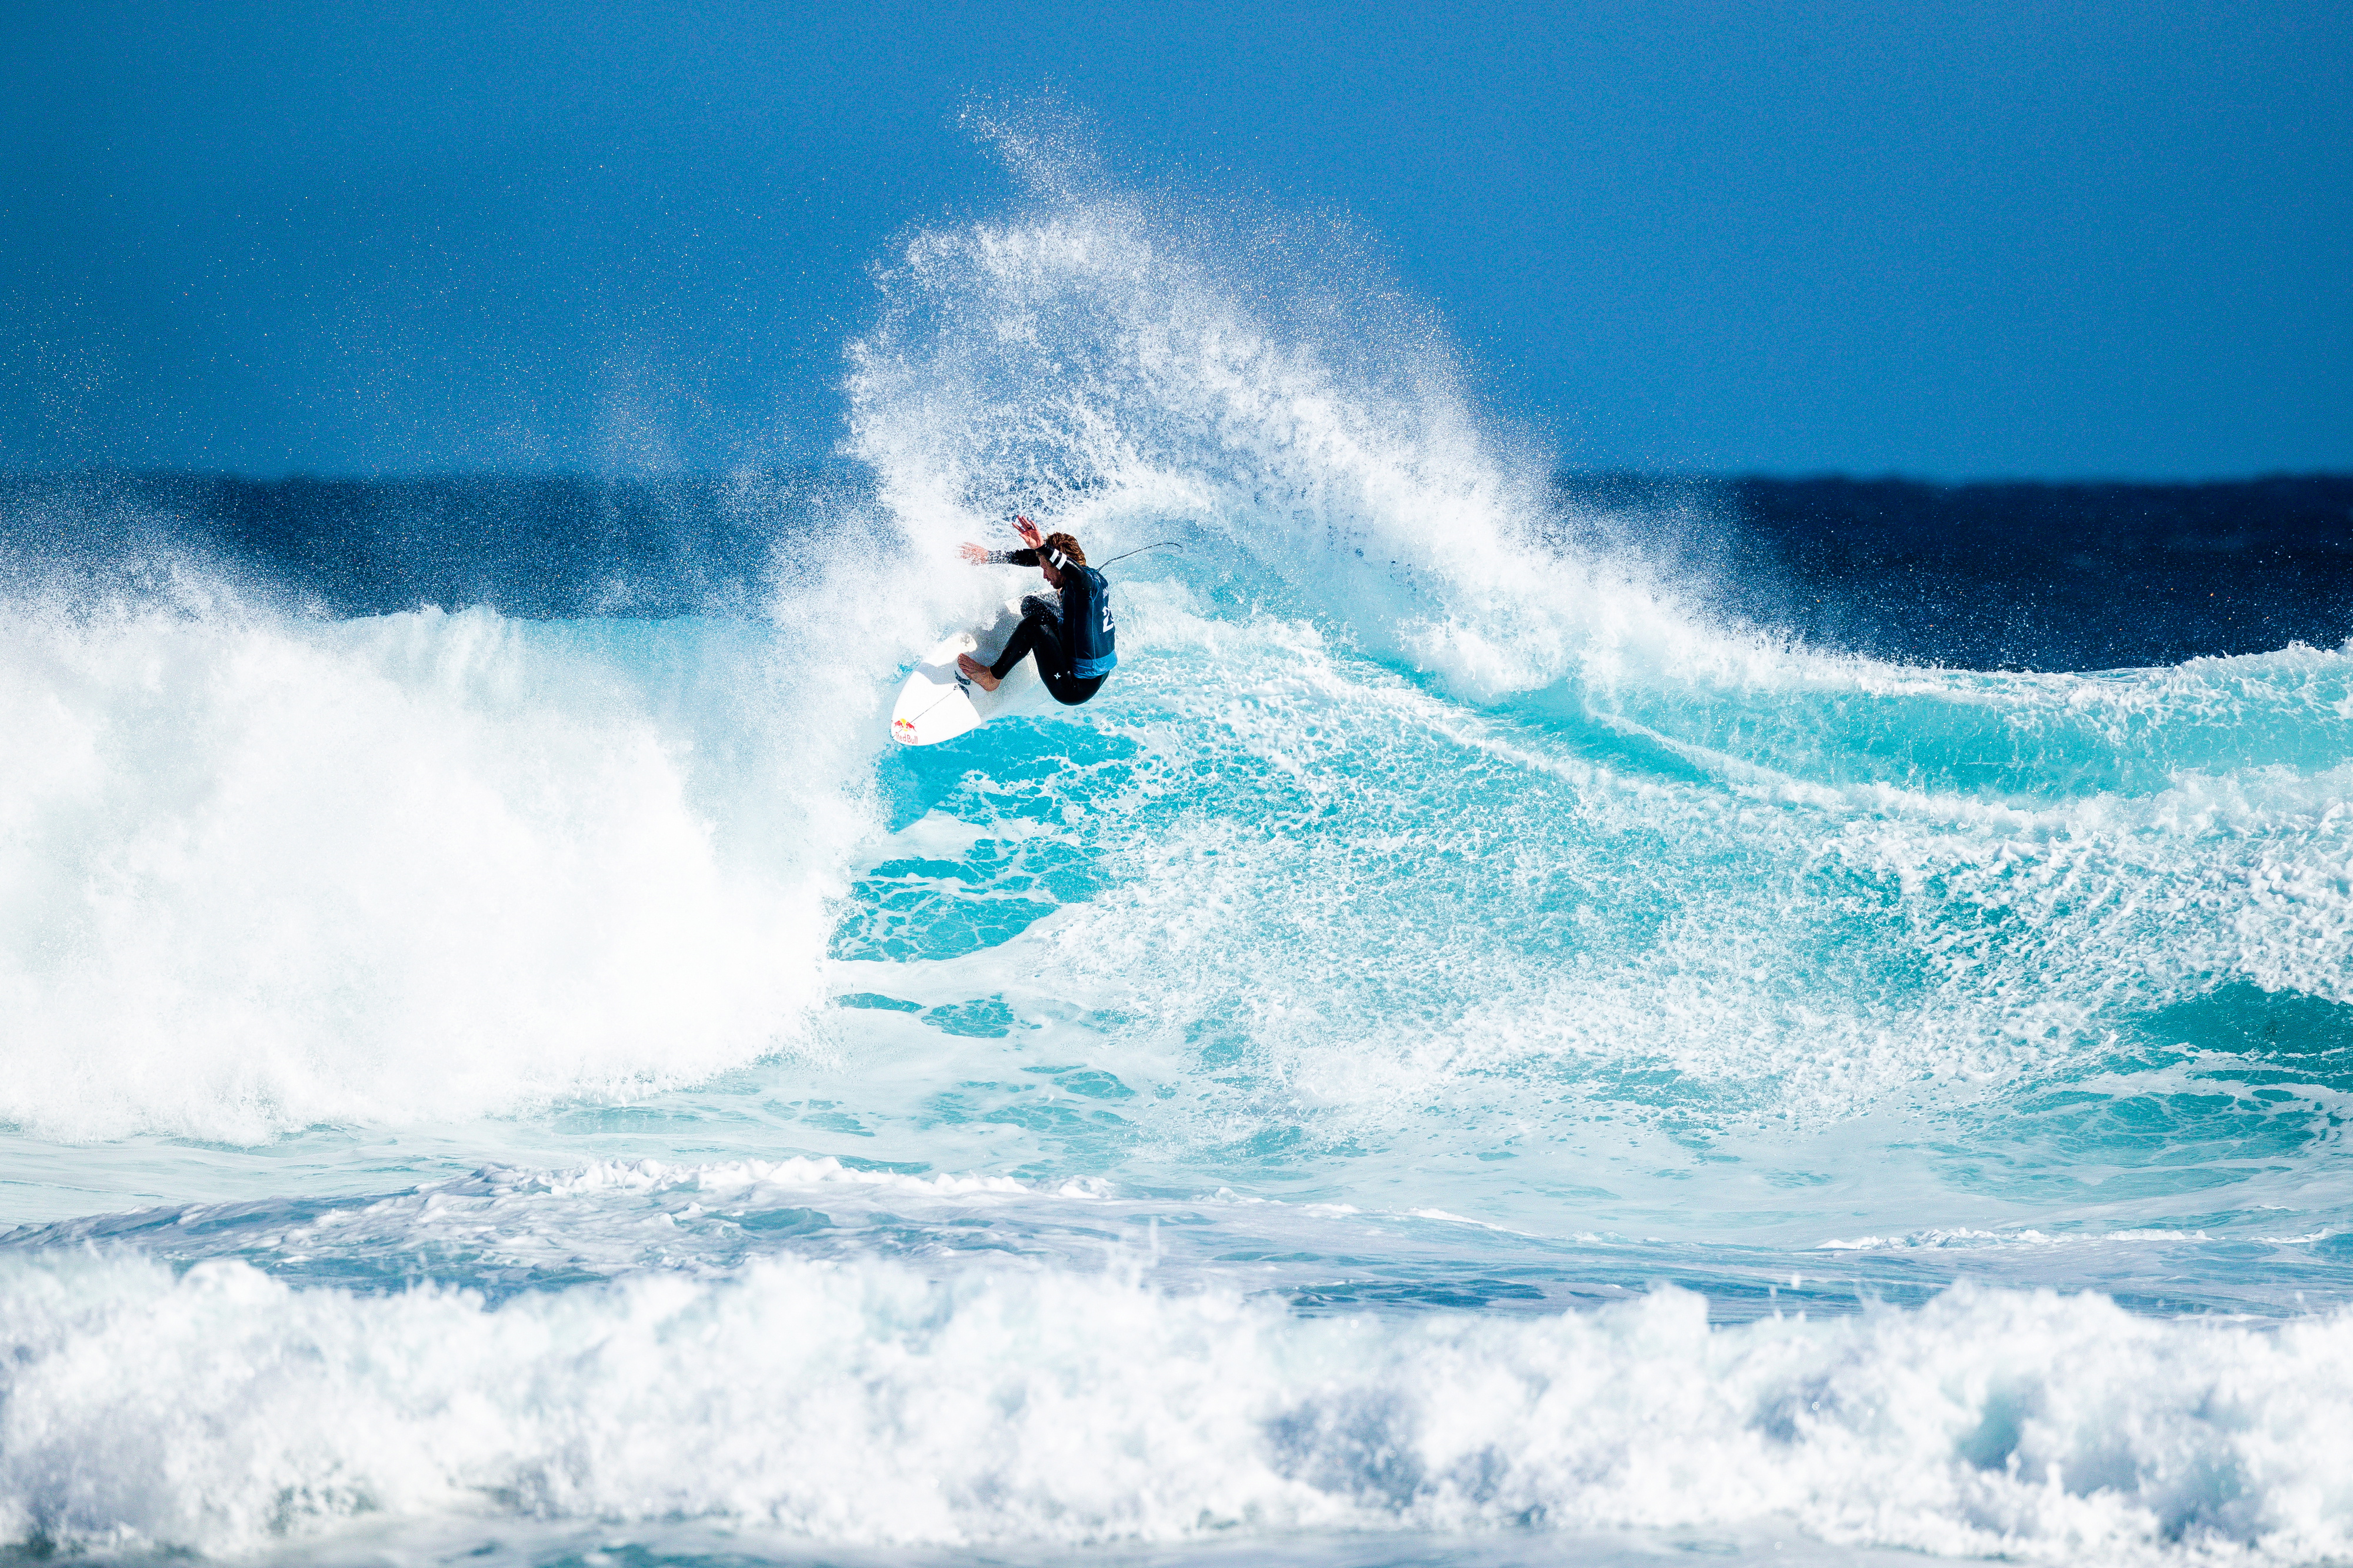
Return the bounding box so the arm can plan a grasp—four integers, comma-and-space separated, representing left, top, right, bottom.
956, 518, 1117, 705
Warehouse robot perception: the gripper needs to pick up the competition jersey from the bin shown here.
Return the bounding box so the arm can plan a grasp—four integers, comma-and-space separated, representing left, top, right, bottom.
987, 549, 1118, 678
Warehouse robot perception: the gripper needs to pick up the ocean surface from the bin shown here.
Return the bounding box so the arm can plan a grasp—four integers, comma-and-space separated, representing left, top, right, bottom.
4, 184, 2352, 1568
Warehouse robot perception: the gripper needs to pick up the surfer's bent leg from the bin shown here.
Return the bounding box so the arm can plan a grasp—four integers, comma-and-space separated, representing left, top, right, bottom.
988, 608, 1105, 707
989, 608, 1062, 681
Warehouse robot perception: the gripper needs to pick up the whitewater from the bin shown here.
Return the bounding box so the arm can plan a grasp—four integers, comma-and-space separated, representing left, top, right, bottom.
3, 155, 2351, 1568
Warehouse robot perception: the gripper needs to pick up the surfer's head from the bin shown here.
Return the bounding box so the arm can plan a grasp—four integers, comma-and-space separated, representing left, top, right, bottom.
1039, 532, 1085, 584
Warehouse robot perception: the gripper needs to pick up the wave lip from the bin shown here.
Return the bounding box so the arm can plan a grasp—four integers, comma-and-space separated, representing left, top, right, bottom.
3, 1253, 2351, 1564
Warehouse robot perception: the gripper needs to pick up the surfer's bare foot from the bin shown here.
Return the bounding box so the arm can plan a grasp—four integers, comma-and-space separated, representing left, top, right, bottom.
956, 653, 1001, 691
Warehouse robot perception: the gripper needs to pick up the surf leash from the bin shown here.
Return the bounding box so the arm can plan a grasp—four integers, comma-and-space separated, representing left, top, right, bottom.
1098, 541, 1187, 567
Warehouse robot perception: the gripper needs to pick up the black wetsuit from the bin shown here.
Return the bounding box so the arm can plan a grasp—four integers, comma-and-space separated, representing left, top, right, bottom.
984, 550, 1117, 706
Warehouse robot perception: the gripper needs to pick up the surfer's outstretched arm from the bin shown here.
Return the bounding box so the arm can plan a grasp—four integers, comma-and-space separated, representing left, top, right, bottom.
959, 516, 1045, 564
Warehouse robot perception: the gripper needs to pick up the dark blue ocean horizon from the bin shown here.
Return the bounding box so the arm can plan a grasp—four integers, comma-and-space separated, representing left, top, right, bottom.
6, 468, 2348, 671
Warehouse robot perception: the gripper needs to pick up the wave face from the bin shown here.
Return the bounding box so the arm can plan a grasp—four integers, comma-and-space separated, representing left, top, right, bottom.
2, 152, 2351, 1567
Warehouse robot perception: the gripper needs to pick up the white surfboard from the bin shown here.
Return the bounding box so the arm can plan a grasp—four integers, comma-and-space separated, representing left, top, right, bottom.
890, 598, 1052, 746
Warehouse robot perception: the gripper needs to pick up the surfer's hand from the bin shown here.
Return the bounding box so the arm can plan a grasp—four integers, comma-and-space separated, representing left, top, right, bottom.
1013, 516, 1044, 549
958, 542, 989, 563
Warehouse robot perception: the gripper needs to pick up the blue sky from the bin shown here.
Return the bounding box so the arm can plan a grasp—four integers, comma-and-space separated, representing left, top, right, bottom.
3, 0, 2345, 478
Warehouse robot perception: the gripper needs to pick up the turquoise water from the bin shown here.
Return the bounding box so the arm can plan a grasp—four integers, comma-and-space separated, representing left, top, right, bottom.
2, 178, 2351, 1567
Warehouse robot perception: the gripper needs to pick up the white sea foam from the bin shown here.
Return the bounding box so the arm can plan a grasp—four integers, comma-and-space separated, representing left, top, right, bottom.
525, 1154, 1038, 1198
3, 1254, 2350, 1564
1815, 1230, 2233, 1252
0, 598, 874, 1143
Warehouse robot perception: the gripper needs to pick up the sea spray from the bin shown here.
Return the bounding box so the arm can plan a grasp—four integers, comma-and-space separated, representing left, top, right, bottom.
0, 599, 860, 1143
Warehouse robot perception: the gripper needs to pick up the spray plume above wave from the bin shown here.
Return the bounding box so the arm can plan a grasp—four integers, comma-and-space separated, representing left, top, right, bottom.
839, 122, 2351, 1192
1, 114, 2350, 1568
